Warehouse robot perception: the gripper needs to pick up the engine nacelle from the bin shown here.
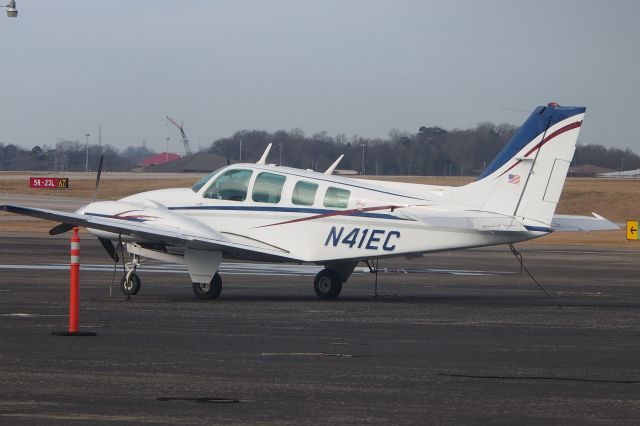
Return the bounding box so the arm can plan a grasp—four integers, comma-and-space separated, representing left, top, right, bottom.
77, 200, 223, 243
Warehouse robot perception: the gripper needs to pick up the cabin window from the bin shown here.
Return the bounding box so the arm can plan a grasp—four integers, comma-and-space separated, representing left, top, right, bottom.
323, 187, 350, 208
203, 169, 253, 201
292, 181, 318, 206
252, 172, 286, 203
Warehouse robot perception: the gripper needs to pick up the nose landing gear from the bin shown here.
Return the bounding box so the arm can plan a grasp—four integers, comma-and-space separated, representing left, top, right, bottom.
120, 255, 141, 296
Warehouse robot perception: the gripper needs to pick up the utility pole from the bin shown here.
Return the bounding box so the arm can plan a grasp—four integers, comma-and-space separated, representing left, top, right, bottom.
360, 144, 366, 175
84, 133, 90, 173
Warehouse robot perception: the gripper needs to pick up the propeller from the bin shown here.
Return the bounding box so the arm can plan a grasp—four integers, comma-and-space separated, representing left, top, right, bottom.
92, 154, 104, 202
49, 223, 74, 236
98, 237, 119, 262
49, 154, 104, 236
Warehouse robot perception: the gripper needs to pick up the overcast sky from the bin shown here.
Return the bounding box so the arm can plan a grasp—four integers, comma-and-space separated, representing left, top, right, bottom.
1, 0, 638, 154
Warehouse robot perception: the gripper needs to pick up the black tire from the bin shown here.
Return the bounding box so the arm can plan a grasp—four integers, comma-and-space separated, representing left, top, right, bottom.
192, 273, 223, 300
120, 273, 141, 296
314, 269, 343, 299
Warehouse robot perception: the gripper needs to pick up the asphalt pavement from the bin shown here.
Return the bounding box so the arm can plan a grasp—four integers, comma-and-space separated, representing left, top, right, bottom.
1, 235, 639, 424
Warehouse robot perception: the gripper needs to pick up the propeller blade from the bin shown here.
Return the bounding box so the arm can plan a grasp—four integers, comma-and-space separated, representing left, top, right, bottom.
49, 223, 74, 235
98, 237, 119, 262
92, 154, 104, 202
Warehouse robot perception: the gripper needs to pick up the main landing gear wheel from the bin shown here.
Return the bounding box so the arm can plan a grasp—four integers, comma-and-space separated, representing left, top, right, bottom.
314, 269, 343, 299
120, 272, 141, 296
192, 273, 223, 300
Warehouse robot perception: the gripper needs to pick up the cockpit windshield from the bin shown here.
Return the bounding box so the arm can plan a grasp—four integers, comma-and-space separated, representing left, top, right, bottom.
191, 168, 223, 193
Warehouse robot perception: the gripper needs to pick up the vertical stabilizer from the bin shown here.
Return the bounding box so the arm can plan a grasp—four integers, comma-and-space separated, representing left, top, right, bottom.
451, 103, 585, 229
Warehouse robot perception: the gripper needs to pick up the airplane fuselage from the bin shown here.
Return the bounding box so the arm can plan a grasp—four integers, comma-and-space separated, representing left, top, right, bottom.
83, 163, 543, 264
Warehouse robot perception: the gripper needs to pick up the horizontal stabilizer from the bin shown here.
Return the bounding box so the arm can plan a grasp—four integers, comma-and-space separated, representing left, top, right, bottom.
551, 213, 620, 232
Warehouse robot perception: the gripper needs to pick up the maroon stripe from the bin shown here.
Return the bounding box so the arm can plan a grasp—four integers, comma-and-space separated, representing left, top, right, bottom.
523, 120, 582, 157
497, 159, 522, 179
257, 205, 401, 228
496, 120, 582, 178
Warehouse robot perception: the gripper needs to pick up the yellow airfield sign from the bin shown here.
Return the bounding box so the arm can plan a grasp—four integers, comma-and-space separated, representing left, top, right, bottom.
627, 220, 639, 240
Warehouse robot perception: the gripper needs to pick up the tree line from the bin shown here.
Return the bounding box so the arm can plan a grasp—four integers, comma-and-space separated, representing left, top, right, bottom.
0, 141, 154, 172
208, 124, 640, 175
1, 123, 639, 175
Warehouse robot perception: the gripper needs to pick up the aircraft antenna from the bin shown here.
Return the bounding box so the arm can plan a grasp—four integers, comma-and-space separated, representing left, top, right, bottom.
324, 155, 344, 175
166, 115, 193, 156
513, 116, 552, 217
256, 143, 273, 165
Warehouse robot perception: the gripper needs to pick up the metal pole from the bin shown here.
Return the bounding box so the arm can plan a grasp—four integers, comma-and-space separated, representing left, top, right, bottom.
239, 138, 243, 162
361, 144, 365, 175
279, 143, 283, 165
165, 137, 170, 162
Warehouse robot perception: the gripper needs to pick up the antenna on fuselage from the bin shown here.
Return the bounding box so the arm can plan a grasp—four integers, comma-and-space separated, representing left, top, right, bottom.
324, 154, 344, 175
256, 143, 273, 165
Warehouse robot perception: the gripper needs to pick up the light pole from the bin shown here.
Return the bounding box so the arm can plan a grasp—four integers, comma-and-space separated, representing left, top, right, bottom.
1, 0, 18, 17
239, 138, 243, 162
164, 137, 170, 162
360, 144, 366, 175
84, 134, 90, 173
278, 143, 283, 166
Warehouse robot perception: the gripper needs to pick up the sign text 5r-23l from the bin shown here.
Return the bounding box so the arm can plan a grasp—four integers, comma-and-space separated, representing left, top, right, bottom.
324, 226, 400, 251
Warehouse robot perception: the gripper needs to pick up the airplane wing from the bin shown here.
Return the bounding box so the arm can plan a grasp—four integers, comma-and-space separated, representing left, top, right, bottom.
551, 213, 620, 232
0, 205, 299, 262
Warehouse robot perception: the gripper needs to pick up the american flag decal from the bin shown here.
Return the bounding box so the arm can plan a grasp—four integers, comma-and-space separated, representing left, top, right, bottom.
508, 174, 521, 185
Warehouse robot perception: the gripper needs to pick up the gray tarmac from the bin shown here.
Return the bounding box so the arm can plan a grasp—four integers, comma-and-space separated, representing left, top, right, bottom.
1, 235, 639, 425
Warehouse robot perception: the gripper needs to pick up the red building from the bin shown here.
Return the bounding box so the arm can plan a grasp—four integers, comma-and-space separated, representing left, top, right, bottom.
139, 152, 181, 167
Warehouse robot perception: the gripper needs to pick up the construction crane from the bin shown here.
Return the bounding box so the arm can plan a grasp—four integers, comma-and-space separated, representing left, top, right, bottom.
166, 115, 193, 156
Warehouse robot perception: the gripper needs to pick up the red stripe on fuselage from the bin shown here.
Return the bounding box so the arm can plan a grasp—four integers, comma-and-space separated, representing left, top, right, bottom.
256, 205, 402, 228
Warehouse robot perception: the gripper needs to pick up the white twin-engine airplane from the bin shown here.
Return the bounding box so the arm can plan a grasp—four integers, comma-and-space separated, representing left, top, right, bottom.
2, 103, 618, 300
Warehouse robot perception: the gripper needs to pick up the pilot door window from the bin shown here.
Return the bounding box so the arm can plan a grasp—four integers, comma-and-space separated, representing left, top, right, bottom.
252, 172, 286, 203
203, 169, 253, 201
323, 187, 351, 208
